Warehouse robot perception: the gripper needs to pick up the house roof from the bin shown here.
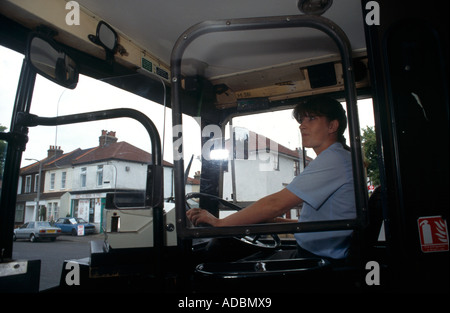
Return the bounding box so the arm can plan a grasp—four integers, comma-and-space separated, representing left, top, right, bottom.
20, 147, 92, 174
225, 129, 312, 161
20, 155, 56, 175
45, 148, 91, 168
21, 141, 173, 174
72, 141, 173, 167
72, 141, 150, 165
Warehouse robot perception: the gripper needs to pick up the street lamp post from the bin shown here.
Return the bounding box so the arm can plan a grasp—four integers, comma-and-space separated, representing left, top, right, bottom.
25, 158, 42, 221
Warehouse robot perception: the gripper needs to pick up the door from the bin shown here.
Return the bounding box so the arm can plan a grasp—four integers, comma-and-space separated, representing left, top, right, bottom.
363, 0, 449, 291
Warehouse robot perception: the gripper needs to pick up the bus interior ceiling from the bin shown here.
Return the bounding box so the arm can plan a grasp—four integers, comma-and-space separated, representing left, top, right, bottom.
0, 0, 370, 119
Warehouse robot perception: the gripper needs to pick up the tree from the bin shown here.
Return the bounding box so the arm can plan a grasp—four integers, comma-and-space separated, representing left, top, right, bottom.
361, 126, 380, 186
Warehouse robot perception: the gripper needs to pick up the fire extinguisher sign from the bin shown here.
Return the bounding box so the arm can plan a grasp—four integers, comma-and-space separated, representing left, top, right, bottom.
417, 216, 449, 253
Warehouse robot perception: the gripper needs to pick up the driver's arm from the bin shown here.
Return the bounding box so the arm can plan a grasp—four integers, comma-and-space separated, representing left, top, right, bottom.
186, 188, 302, 227
272, 217, 298, 223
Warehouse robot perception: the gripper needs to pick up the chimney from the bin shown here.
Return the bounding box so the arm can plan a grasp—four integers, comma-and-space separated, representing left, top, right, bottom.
47, 145, 63, 158
99, 130, 118, 147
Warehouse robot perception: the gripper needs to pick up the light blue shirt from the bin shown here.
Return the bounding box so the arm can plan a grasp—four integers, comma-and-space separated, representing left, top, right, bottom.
287, 142, 356, 259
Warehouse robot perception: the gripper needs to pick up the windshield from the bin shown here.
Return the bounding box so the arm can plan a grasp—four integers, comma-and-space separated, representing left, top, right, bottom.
8, 64, 199, 229
1, 42, 202, 232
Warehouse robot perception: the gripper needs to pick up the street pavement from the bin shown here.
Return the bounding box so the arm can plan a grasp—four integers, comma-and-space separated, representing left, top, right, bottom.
12, 233, 105, 291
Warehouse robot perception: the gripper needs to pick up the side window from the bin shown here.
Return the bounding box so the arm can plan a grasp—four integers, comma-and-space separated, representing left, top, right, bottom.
0, 46, 22, 131
1, 46, 24, 215
221, 99, 375, 217
223, 110, 301, 204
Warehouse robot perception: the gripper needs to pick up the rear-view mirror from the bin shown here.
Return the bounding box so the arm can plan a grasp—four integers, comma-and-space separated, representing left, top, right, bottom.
96, 21, 118, 52
27, 35, 78, 89
88, 21, 118, 62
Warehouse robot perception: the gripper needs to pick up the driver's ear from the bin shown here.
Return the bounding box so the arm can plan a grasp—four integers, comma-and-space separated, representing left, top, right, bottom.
328, 119, 339, 134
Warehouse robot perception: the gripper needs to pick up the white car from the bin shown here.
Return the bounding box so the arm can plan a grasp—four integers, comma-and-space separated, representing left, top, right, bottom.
13, 221, 61, 242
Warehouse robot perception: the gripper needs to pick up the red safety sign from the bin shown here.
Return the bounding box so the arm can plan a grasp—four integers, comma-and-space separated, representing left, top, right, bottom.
417, 216, 449, 253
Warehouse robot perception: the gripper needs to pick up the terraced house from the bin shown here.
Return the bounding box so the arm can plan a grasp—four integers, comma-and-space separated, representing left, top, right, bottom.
15, 130, 174, 233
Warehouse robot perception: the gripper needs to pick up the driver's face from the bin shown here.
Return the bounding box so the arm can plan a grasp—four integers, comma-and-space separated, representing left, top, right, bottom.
298, 114, 336, 155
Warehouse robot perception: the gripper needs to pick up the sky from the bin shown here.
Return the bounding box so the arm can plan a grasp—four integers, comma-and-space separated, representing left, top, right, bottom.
0, 45, 375, 176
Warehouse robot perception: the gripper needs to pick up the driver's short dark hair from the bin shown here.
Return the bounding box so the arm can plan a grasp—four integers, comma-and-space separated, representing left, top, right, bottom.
293, 96, 349, 150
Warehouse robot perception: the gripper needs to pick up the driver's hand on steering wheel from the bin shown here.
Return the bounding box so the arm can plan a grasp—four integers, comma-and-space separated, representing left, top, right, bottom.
186, 208, 220, 227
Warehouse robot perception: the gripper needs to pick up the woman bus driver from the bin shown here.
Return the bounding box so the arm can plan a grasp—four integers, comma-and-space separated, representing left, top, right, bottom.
186, 96, 356, 260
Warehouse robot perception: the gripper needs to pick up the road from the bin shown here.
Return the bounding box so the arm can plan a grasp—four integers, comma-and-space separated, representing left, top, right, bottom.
12, 233, 103, 291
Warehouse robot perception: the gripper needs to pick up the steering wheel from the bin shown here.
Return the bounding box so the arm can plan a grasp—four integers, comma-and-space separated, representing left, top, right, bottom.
185, 192, 281, 249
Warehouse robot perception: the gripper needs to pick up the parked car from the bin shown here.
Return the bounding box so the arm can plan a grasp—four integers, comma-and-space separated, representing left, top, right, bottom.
53, 217, 96, 236
13, 221, 61, 242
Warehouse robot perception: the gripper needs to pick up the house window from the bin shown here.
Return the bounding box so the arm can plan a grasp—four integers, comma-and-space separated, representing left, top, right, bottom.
273, 153, 279, 171
61, 171, 66, 189
25, 175, 32, 193
34, 174, 39, 192
15, 203, 24, 223
89, 198, 96, 222
80, 167, 87, 187
50, 202, 59, 220
294, 160, 300, 176
96, 165, 103, 186
50, 173, 55, 190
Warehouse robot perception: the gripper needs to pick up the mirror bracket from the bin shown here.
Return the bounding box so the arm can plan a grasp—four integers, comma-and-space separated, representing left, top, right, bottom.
35, 25, 58, 39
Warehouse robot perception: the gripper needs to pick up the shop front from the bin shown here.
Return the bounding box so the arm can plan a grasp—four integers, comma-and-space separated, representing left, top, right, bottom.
71, 193, 105, 233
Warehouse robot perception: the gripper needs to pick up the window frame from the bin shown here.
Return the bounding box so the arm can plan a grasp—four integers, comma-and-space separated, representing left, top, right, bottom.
25, 175, 32, 193
80, 167, 87, 188
170, 14, 369, 239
